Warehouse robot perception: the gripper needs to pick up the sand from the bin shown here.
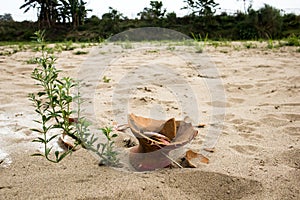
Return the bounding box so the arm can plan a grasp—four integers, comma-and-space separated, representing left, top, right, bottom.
0, 41, 299, 199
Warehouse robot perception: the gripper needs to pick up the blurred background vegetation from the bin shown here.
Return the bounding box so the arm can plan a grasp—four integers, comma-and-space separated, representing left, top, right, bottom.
0, 0, 299, 42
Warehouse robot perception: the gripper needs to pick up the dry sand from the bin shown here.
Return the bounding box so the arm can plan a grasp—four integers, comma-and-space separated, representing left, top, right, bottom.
0, 41, 299, 199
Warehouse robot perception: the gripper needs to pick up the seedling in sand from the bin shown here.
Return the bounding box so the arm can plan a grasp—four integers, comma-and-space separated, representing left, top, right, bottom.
73, 50, 88, 55
103, 76, 111, 83
97, 127, 120, 166
29, 30, 120, 166
191, 33, 208, 53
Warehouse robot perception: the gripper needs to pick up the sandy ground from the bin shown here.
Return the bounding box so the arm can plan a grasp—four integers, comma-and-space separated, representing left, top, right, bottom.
0, 41, 299, 199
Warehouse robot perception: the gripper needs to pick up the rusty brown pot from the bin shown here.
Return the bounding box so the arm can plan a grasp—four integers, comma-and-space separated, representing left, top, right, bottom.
127, 113, 198, 171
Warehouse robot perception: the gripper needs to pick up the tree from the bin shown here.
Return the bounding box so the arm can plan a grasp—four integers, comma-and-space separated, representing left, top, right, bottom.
101, 7, 125, 36
0, 13, 14, 21
67, 0, 90, 28
182, 0, 219, 16
138, 1, 167, 20
255, 4, 282, 38
237, 0, 253, 13
20, 0, 90, 28
20, 0, 60, 27
102, 7, 124, 21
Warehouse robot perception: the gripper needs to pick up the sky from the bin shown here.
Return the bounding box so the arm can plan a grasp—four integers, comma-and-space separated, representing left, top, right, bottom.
0, 0, 299, 22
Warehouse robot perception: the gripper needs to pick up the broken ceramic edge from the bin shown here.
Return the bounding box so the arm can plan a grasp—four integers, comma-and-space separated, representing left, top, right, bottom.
127, 113, 198, 171
59, 134, 81, 151
181, 149, 210, 168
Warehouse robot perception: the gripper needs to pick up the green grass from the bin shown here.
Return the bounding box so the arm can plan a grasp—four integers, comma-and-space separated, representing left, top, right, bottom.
286, 35, 300, 46
243, 42, 257, 49
102, 76, 111, 83
73, 50, 89, 55
166, 46, 176, 51
146, 49, 159, 53
191, 33, 208, 53
120, 41, 134, 49
26, 58, 38, 64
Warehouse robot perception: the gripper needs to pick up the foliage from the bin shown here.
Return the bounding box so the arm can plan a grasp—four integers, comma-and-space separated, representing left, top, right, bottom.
102, 76, 111, 83
182, 0, 219, 16
234, 4, 283, 40
267, 39, 274, 49
236, 0, 253, 14
286, 34, 300, 46
26, 57, 39, 64
0, 3, 300, 42
29, 30, 76, 162
97, 127, 119, 166
191, 32, 208, 53
100, 7, 125, 35
20, 0, 90, 28
73, 50, 88, 55
138, 1, 167, 20
120, 41, 134, 49
0, 13, 13, 21
255, 4, 283, 39
243, 41, 257, 49
28, 30, 120, 166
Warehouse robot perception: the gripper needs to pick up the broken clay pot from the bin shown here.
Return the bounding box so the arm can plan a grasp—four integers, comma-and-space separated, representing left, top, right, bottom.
127, 113, 198, 171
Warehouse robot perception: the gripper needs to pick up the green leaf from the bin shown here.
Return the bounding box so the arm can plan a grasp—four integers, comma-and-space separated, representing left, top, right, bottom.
32, 137, 46, 143
57, 151, 69, 162
33, 120, 42, 124
31, 153, 44, 157
52, 124, 61, 129
101, 143, 107, 153
37, 92, 46, 97
96, 143, 101, 151
56, 79, 63, 85
45, 116, 53, 122
47, 134, 59, 143
112, 134, 118, 138
30, 128, 42, 133
45, 147, 52, 156
34, 109, 41, 114
55, 151, 59, 159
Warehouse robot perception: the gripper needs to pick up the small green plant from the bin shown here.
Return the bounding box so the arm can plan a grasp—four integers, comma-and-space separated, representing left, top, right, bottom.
0, 50, 12, 56
54, 43, 63, 52
146, 49, 159, 53
63, 41, 76, 51
286, 34, 300, 46
243, 42, 257, 49
220, 50, 228, 53
45, 47, 55, 54
267, 39, 274, 49
97, 127, 119, 166
102, 76, 111, 83
26, 57, 38, 64
210, 41, 219, 49
18, 43, 26, 51
120, 40, 134, 49
29, 30, 119, 166
166, 45, 175, 51
29, 30, 79, 162
233, 45, 241, 51
98, 37, 105, 43
191, 33, 208, 53
73, 50, 88, 55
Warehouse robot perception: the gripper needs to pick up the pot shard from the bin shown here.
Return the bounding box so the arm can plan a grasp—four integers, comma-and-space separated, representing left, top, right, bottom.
128, 113, 198, 171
